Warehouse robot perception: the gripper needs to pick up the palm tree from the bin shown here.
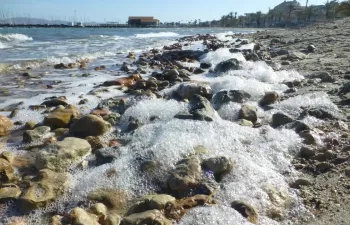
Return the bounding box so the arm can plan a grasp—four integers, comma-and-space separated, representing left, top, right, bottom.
234, 12, 238, 26
306, 6, 313, 21
336, 0, 350, 17
288, 3, 295, 23
256, 11, 262, 27
325, 0, 339, 19
229, 12, 234, 26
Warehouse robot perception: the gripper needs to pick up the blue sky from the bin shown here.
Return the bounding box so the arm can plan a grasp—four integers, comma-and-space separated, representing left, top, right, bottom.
2, 0, 324, 23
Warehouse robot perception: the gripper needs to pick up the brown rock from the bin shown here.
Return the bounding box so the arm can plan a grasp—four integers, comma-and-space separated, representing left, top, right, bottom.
0, 186, 22, 199
44, 105, 80, 129
70, 114, 111, 138
87, 188, 128, 211
70, 207, 100, 225
259, 91, 280, 106
0, 115, 13, 136
231, 200, 259, 224
0, 158, 15, 182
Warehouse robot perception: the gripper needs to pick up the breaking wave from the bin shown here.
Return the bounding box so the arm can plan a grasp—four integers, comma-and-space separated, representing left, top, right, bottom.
0, 33, 33, 42
135, 31, 179, 38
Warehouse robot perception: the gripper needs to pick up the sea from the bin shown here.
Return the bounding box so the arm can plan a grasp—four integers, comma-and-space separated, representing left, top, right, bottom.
0, 27, 337, 224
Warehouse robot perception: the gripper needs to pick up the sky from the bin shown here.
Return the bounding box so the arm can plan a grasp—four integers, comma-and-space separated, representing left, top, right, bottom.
1, 0, 325, 23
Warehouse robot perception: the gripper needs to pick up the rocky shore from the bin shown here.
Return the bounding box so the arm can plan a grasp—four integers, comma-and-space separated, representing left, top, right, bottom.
0, 18, 350, 225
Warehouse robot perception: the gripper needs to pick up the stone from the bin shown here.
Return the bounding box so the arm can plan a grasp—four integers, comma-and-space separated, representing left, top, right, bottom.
307, 44, 316, 52
95, 147, 121, 166
231, 200, 258, 224
310, 71, 335, 83
44, 105, 80, 129
0, 115, 13, 136
291, 178, 312, 189
189, 94, 216, 121
41, 98, 68, 107
90, 203, 108, 220
0, 158, 15, 182
126, 194, 176, 215
239, 105, 257, 123
9, 109, 19, 118
175, 83, 212, 100
120, 62, 131, 72
300, 108, 336, 120
299, 146, 316, 158
200, 62, 211, 69
70, 207, 100, 225
212, 90, 251, 108
24, 121, 37, 130
345, 167, 350, 178
122, 210, 172, 225
271, 112, 294, 128
0, 186, 22, 199
316, 162, 332, 173
240, 40, 249, 45
86, 136, 105, 152
163, 69, 180, 82
70, 114, 111, 138
20, 169, 70, 211
239, 119, 254, 127
290, 121, 311, 134
88, 188, 127, 211
35, 137, 91, 171
105, 212, 122, 225
215, 58, 242, 73
193, 68, 205, 74
259, 91, 280, 106
51, 215, 63, 225
23, 126, 54, 143
287, 52, 307, 61
202, 156, 234, 181
53, 128, 69, 137
245, 53, 259, 62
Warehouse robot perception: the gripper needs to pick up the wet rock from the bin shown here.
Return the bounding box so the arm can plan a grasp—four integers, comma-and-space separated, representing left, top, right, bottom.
300, 108, 336, 120
24, 121, 37, 130
9, 109, 19, 118
316, 162, 332, 173
239, 105, 257, 123
123, 210, 171, 225
120, 62, 131, 72
41, 98, 68, 107
239, 119, 254, 127
339, 82, 350, 95
229, 48, 241, 53
259, 91, 280, 106
299, 146, 316, 158
54, 63, 69, 69
35, 137, 91, 171
215, 58, 242, 73
29, 105, 46, 111
309, 71, 335, 83
307, 44, 316, 53
289, 121, 311, 133
127, 194, 176, 215
202, 156, 233, 181
245, 53, 259, 62
175, 83, 212, 100
70, 115, 111, 138
193, 68, 205, 74
189, 94, 216, 121
87, 188, 127, 210
291, 178, 312, 189
240, 40, 249, 45
90, 203, 108, 220
0, 115, 13, 136
53, 128, 69, 137
271, 112, 294, 128
212, 90, 251, 108
44, 105, 80, 129
95, 147, 120, 166
86, 136, 105, 152
200, 62, 211, 69
0, 186, 22, 200
299, 130, 317, 145
231, 200, 258, 224
23, 126, 54, 143
287, 52, 307, 61
70, 207, 100, 225
0, 158, 15, 182
20, 169, 69, 212
345, 167, 350, 178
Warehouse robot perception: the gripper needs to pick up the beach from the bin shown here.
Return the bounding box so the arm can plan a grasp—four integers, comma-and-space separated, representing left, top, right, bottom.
0, 18, 349, 225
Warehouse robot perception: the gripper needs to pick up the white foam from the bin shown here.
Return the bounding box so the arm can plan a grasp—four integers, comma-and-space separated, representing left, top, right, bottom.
0, 41, 8, 49
200, 48, 246, 69
135, 32, 180, 38
0, 33, 33, 42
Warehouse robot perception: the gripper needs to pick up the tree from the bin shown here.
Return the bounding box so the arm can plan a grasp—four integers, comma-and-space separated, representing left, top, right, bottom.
234, 12, 238, 26
229, 12, 234, 26
336, 0, 350, 17
306, 6, 313, 20
288, 3, 296, 23
325, 0, 339, 19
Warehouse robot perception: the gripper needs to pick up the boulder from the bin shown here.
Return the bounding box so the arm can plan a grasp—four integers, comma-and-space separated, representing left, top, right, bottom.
239, 105, 257, 123
23, 126, 54, 143
291, 178, 312, 189
0, 186, 22, 200
41, 98, 68, 107
95, 147, 121, 166
70, 207, 100, 225
86, 136, 105, 152
200, 62, 211, 69
70, 115, 111, 138
163, 69, 180, 82
189, 94, 216, 121
0, 115, 13, 136
259, 92, 280, 106
215, 58, 242, 73
175, 83, 212, 100
0, 158, 15, 182
212, 90, 251, 108
309, 71, 335, 83
20, 169, 70, 211
126, 194, 176, 215
120, 62, 131, 72
231, 201, 258, 224
239, 119, 254, 127
90, 203, 108, 220
87, 188, 127, 210
202, 156, 234, 181
44, 105, 80, 129
35, 137, 91, 171
245, 53, 259, 62
287, 52, 307, 61
123, 210, 172, 225
271, 112, 294, 128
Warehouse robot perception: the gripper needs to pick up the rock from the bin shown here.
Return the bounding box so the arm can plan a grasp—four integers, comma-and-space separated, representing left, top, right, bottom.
231, 200, 258, 224
245, 53, 259, 62
339, 82, 350, 95
70, 115, 111, 138
281, 61, 291, 65
0, 115, 13, 136
29, 105, 47, 111
95, 147, 120, 166
239, 105, 257, 123
70, 207, 100, 225
23, 126, 54, 143
202, 157, 233, 181
90, 203, 108, 220
105, 212, 122, 225
276, 49, 289, 56
120, 62, 132, 72
44, 105, 80, 129
24, 121, 37, 130
53, 128, 69, 137
9, 109, 19, 118
215, 58, 242, 73
175, 83, 212, 100
41, 98, 68, 107
240, 40, 249, 45
0, 186, 22, 199
271, 112, 294, 128
316, 162, 332, 173
259, 91, 279, 106
193, 68, 205, 74
87, 188, 127, 210
287, 52, 307, 61
345, 167, 350, 178
299, 131, 317, 145
35, 137, 91, 171
229, 48, 241, 53
51, 215, 63, 225
307, 44, 316, 53
189, 94, 216, 121
291, 178, 312, 189
212, 90, 251, 108
126, 194, 176, 215
200, 62, 211, 69
299, 146, 316, 158
54, 63, 69, 69
300, 108, 336, 120
86, 136, 105, 152
289, 121, 311, 133
0, 158, 15, 182
239, 119, 254, 127
310, 71, 335, 82
123, 210, 171, 225
20, 169, 69, 211
163, 69, 180, 82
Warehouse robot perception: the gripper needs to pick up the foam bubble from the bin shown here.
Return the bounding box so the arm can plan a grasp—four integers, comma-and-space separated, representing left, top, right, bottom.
200, 48, 246, 68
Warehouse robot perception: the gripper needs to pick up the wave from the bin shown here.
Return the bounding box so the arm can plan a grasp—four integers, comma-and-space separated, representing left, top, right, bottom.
135, 32, 179, 38
0, 41, 8, 49
91, 34, 126, 40
0, 33, 33, 42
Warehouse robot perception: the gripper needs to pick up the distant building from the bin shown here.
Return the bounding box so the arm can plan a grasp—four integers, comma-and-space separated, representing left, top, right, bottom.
128, 16, 160, 27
